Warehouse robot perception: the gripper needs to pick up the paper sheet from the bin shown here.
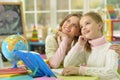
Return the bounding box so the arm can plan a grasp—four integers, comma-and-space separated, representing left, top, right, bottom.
52, 68, 63, 75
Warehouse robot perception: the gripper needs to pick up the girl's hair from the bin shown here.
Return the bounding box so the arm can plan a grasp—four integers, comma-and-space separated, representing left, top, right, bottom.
83, 11, 104, 52
55, 13, 82, 45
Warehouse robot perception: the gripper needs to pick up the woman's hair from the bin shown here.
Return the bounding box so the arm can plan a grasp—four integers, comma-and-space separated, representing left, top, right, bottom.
55, 13, 82, 45
83, 11, 104, 52
59, 13, 82, 31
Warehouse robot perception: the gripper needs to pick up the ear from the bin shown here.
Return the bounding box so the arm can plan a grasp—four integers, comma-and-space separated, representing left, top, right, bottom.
98, 22, 103, 30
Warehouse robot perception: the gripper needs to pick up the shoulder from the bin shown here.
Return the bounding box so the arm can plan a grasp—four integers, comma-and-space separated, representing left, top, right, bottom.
45, 34, 58, 44
46, 34, 56, 41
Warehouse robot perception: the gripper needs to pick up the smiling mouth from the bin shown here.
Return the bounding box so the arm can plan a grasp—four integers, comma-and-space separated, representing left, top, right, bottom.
64, 27, 70, 32
84, 30, 90, 35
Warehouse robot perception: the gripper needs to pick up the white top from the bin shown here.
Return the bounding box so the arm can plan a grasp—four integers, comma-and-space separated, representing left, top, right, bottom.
64, 36, 120, 80
45, 34, 74, 68
45, 34, 80, 68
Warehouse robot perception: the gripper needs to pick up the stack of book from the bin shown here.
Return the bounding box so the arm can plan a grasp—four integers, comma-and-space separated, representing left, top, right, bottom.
0, 67, 28, 78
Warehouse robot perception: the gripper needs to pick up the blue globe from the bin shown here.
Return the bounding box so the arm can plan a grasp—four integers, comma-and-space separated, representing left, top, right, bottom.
1, 34, 28, 63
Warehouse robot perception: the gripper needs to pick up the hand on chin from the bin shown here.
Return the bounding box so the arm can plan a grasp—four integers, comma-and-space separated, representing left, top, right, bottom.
83, 35, 91, 41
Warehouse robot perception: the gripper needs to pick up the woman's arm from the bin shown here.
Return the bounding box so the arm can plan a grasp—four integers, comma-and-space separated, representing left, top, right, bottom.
45, 35, 69, 68
110, 44, 120, 55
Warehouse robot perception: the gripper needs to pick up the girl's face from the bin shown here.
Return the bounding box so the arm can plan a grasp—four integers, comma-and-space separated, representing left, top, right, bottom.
62, 16, 80, 38
80, 16, 102, 40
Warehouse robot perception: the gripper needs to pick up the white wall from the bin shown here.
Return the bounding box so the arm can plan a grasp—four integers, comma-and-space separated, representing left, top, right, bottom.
0, 0, 21, 2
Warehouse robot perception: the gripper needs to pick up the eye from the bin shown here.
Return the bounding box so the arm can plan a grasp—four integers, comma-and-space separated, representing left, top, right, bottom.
72, 24, 78, 28
66, 19, 70, 23
86, 22, 90, 25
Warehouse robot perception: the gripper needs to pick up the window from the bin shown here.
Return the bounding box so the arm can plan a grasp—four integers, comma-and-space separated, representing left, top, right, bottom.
23, 0, 120, 39
23, 0, 50, 28
22, 0, 50, 40
23, 0, 84, 28
56, 0, 83, 25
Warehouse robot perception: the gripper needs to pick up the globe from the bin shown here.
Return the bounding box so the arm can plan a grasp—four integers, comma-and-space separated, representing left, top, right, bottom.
1, 34, 28, 63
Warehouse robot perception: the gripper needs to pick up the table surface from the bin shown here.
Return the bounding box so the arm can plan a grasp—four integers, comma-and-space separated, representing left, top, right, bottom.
0, 75, 99, 80
58, 75, 99, 80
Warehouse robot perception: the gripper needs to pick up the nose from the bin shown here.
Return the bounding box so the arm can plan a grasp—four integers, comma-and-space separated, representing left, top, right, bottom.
82, 26, 86, 31
66, 23, 72, 28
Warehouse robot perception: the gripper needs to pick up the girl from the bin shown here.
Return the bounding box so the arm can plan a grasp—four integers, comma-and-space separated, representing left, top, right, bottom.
62, 12, 120, 80
45, 13, 82, 68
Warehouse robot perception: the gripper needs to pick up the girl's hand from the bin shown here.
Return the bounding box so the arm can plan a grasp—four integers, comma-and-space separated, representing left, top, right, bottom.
62, 66, 79, 76
110, 44, 120, 55
78, 36, 87, 46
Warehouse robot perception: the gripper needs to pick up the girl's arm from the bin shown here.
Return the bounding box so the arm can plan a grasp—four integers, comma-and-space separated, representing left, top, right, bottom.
45, 35, 69, 68
79, 50, 120, 80
64, 42, 86, 67
64, 36, 88, 67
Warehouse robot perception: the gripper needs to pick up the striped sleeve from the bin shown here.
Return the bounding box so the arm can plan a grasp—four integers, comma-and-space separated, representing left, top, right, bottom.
45, 35, 69, 68
64, 42, 85, 67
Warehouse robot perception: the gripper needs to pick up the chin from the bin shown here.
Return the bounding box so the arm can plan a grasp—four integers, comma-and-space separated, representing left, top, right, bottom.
62, 30, 67, 33
63, 31, 68, 34
85, 36, 92, 40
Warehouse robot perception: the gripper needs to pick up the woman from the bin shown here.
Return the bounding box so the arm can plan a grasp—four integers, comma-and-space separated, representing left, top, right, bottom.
45, 13, 82, 68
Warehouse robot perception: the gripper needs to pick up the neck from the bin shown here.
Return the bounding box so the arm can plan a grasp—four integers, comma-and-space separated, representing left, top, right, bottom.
89, 36, 107, 48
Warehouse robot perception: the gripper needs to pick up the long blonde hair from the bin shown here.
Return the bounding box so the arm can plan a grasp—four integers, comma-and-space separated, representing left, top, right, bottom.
82, 11, 104, 52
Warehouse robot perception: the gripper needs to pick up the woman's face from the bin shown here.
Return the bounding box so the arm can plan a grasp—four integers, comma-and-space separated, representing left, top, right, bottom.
80, 16, 102, 40
61, 16, 80, 38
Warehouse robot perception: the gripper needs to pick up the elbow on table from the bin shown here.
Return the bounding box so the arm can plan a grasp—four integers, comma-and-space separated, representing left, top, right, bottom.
48, 61, 60, 69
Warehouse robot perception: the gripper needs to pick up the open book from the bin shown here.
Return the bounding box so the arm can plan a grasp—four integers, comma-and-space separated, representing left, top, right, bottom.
14, 50, 56, 78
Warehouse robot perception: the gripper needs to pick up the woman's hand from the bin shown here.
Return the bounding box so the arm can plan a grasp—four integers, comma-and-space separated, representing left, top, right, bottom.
58, 31, 73, 45
62, 66, 79, 76
58, 31, 69, 39
110, 44, 120, 55
78, 36, 87, 46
